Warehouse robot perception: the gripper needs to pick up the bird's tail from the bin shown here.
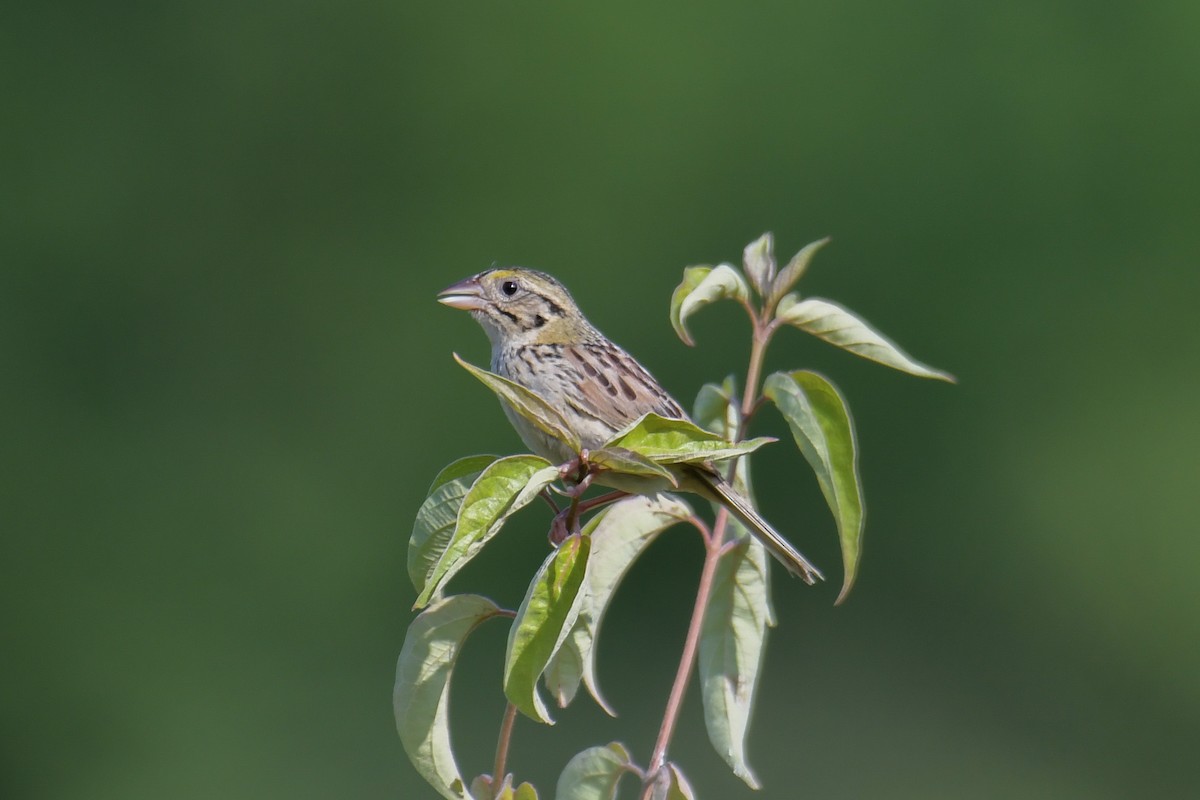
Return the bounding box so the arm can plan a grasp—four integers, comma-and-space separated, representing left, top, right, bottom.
694, 468, 824, 585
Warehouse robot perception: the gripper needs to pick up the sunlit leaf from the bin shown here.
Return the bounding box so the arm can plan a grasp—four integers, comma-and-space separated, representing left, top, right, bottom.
504, 533, 591, 723
605, 413, 773, 465
743, 232, 776, 297
415, 456, 559, 608
775, 296, 956, 382
513, 782, 538, 800
429, 454, 501, 495
555, 742, 634, 800
671, 264, 750, 345
394, 595, 505, 800
768, 236, 830, 308
669, 266, 712, 346
764, 370, 864, 603
699, 535, 773, 789
587, 446, 678, 487
410, 459, 498, 593
545, 495, 693, 712
454, 354, 583, 451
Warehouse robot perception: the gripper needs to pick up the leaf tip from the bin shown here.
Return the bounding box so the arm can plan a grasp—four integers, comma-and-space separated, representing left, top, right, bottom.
834, 578, 856, 606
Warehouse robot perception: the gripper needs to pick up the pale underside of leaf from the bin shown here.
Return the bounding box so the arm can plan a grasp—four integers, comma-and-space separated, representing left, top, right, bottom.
394, 594, 504, 800
699, 535, 774, 789
544, 494, 692, 713
504, 534, 592, 724
454, 353, 583, 450
742, 232, 776, 297
650, 763, 697, 800
669, 266, 712, 346
415, 455, 558, 608
775, 296, 956, 382
587, 446, 678, 487
554, 742, 634, 800
677, 264, 750, 339
768, 236, 830, 309
409, 468, 487, 593
764, 369, 864, 604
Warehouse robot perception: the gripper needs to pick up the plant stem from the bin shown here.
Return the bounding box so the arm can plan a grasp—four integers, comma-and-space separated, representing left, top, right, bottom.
740, 325, 772, 424
491, 702, 518, 794
575, 490, 629, 516
640, 511, 728, 797
639, 305, 773, 796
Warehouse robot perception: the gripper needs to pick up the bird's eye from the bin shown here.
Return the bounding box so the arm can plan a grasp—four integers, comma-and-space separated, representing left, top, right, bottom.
501, 280, 519, 296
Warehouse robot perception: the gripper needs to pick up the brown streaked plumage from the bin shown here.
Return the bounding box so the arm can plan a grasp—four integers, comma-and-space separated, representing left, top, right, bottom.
438, 267, 823, 583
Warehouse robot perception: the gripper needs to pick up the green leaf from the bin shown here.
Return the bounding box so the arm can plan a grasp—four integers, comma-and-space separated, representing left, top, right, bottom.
429, 454, 501, 494
764, 370, 864, 603
699, 536, 774, 789
475, 776, 538, 800
742, 232, 776, 297
469, 775, 493, 800
504, 534, 592, 723
775, 296, 956, 382
587, 446, 678, 487
648, 764, 697, 800
605, 413, 774, 465
670, 264, 750, 345
768, 236, 830, 308
544, 495, 692, 712
410, 458, 499, 593
454, 354, 583, 451
692, 376, 739, 439
394, 595, 505, 800
669, 266, 712, 346
415, 455, 559, 608
692, 375, 774, 601
555, 742, 634, 800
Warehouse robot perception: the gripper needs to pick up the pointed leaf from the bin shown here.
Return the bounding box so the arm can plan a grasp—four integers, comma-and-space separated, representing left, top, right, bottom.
416, 456, 559, 608
692, 377, 740, 440
429, 454, 501, 494
505, 534, 592, 723
669, 266, 712, 346
409, 465, 489, 594
555, 743, 634, 800
699, 535, 773, 789
775, 296, 956, 382
394, 595, 505, 800
513, 783, 538, 800
768, 236, 830, 307
671, 264, 750, 345
454, 354, 583, 451
743, 232, 776, 297
545, 495, 692, 712
649, 763, 697, 800
605, 413, 774, 465
588, 446, 678, 487
470, 775, 494, 800
764, 370, 864, 603
692, 380, 778, 624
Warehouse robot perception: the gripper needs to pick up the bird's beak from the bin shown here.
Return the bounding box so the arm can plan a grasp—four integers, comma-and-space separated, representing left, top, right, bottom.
437, 276, 486, 311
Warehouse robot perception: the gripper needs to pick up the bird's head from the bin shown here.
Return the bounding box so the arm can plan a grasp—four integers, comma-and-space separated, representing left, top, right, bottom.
437, 267, 594, 347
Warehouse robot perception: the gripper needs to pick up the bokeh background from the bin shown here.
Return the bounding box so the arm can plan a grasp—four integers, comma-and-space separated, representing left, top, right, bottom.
4, 2, 1198, 798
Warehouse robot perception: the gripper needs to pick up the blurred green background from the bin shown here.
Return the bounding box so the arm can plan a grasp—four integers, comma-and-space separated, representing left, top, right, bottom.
4, 2, 1198, 798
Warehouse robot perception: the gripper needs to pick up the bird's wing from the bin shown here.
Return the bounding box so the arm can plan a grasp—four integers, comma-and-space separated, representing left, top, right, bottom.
560, 342, 687, 436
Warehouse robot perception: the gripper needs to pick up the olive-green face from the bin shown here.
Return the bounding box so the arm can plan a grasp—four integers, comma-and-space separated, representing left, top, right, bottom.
437, 268, 583, 345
